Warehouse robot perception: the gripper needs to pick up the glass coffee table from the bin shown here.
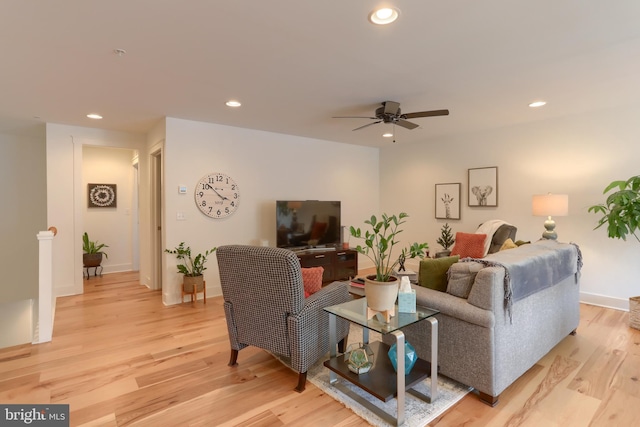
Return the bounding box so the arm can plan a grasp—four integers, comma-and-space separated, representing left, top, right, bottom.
324, 298, 439, 426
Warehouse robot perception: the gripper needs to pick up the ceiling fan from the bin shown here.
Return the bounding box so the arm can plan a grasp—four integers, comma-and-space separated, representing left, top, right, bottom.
333, 101, 449, 131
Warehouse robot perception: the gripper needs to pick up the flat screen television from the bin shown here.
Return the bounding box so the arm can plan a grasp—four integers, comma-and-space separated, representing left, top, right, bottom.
276, 200, 341, 249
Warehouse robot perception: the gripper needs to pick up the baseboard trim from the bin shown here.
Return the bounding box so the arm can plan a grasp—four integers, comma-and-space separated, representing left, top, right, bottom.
580, 292, 629, 311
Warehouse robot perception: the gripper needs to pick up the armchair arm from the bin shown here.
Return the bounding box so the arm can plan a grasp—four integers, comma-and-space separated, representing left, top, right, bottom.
288, 281, 351, 373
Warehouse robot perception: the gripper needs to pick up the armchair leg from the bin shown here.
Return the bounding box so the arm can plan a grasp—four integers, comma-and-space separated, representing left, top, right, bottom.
228, 349, 239, 366
295, 372, 307, 392
338, 337, 347, 353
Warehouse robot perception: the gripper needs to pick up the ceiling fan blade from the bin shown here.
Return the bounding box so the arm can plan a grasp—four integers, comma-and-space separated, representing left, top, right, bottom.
396, 119, 419, 130
332, 116, 378, 119
402, 109, 450, 119
383, 101, 400, 116
352, 121, 382, 131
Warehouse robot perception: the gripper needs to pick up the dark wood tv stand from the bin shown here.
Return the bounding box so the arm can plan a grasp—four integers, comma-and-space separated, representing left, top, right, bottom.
294, 248, 358, 284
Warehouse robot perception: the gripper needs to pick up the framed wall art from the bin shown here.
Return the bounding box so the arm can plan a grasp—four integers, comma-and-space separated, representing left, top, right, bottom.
435, 183, 461, 220
468, 167, 498, 207
88, 183, 117, 208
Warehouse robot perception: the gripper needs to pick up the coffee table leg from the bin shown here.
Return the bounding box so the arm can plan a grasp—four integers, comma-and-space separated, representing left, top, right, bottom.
329, 313, 337, 384
428, 317, 438, 401
391, 330, 405, 426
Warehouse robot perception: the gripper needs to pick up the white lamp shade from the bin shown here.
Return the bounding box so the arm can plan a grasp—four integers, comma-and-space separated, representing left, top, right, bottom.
532, 194, 569, 217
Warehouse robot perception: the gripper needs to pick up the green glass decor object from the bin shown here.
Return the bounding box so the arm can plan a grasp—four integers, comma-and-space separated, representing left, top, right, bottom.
388, 340, 418, 375
345, 343, 374, 374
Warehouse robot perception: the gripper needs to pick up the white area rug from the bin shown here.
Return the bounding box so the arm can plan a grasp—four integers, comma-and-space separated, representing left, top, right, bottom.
307, 327, 472, 427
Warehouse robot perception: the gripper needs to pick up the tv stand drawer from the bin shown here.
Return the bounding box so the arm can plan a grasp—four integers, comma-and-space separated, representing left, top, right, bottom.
296, 249, 358, 283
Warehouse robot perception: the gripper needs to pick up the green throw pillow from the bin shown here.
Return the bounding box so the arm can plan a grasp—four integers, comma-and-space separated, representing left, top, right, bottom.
418, 255, 460, 292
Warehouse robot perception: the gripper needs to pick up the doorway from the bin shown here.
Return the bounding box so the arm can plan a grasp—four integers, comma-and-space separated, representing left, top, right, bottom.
150, 149, 163, 292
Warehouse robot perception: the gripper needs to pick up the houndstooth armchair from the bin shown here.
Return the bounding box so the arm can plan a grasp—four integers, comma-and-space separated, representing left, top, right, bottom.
216, 245, 351, 392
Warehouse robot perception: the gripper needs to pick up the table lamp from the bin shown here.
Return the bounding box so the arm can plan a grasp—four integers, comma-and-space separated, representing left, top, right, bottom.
532, 194, 568, 240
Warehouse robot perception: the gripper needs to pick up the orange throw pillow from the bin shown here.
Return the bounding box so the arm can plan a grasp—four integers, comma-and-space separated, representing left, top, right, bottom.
450, 232, 487, 259
301, 266, 324, 297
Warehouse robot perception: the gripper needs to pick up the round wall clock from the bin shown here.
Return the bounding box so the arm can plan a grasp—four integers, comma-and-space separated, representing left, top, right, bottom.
194, 172, 240, 218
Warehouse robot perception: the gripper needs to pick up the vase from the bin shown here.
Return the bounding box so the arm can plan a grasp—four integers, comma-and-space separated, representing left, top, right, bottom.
388, 340, 418, 375
364, 275, 399, 313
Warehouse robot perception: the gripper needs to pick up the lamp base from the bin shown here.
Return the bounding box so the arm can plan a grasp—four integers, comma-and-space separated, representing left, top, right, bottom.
542, 217, 557, 240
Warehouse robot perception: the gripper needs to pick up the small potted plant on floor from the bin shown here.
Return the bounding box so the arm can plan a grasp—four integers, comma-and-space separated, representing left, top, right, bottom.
350, 213, 429, 319
435, 223, 455, 258
82, 232, 109, 267
165, 242, 216, 300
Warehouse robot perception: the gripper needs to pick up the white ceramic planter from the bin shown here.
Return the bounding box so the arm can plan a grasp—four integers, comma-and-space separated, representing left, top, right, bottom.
364, 275, 399, 312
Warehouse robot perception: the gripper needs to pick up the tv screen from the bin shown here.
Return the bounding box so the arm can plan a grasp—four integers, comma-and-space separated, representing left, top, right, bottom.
276, 200, 341, 249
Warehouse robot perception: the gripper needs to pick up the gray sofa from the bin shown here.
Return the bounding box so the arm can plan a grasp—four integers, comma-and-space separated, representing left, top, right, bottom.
388, 239, 581, 406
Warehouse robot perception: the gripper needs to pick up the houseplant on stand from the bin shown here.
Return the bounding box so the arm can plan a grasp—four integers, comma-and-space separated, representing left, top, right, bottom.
165, 242, 216, 303
435, 223, 455, 258
588, 175, 640, 329
350, 213, 429, 322
82, 232, 108, 277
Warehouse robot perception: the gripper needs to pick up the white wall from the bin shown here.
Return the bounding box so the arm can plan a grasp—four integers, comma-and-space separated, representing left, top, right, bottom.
162, 118, 380, 304
82, 146, 136, 274
380, 105, 640, 310
46, 124, 146, 296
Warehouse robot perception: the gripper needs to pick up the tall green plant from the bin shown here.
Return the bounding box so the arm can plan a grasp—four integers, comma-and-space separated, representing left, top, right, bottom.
588, 175, 640, 243
82, 232, 108, 258
165, 242, 216, 277
350, 212, 429, 282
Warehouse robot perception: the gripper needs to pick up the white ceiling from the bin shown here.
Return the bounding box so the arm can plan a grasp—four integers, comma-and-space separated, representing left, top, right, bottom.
2, 1, 640, 147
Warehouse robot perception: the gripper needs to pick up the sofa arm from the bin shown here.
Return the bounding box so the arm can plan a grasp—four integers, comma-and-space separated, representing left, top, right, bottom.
413, 285, 495, 328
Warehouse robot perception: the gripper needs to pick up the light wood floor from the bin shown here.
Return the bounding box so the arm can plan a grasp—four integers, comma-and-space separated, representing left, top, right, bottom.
0, 272, 638, 426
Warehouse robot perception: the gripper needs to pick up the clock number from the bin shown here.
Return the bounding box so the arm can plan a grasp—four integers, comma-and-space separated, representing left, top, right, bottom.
198, 191, 204, 197
201, 201, 207, 207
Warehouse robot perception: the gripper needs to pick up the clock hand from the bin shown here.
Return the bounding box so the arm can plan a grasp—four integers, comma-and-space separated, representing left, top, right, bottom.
207, 184, 229, 200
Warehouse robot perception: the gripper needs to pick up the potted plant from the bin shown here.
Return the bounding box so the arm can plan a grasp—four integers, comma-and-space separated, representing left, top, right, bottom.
82, 232, 108, 267
588, 175, 640, 243
165, 242, 217, 297
350, 213, 429, 319
436, 223, 456, 258
588, 175, 640, 329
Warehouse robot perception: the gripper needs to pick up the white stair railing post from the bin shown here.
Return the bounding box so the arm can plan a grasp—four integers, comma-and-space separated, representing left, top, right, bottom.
35, 227, 56, 344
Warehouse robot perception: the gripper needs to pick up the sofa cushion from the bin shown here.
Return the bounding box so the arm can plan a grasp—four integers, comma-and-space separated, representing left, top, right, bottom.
488, 224, 518, 254
418, 256, 459, 292
451, 232, 486, 259
301, 266, 323, 297
447, 261, 484, 298
500, 238, 518, 251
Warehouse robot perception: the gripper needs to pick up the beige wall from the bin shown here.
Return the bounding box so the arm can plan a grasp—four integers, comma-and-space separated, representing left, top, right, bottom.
161, 118, 380, 304
0, 132, 46, 303
380, 104, 640, 310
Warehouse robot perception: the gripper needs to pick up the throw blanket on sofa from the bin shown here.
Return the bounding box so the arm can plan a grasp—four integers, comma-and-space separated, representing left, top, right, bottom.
462, 240, 580, 321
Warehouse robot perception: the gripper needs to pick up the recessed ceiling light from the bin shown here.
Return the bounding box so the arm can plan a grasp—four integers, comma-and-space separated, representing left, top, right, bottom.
87, 113, 103, 119
369, 7, 400, 25
383, 133, 393, 138
225, 100, 241, 107
529, 101, 547, 108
